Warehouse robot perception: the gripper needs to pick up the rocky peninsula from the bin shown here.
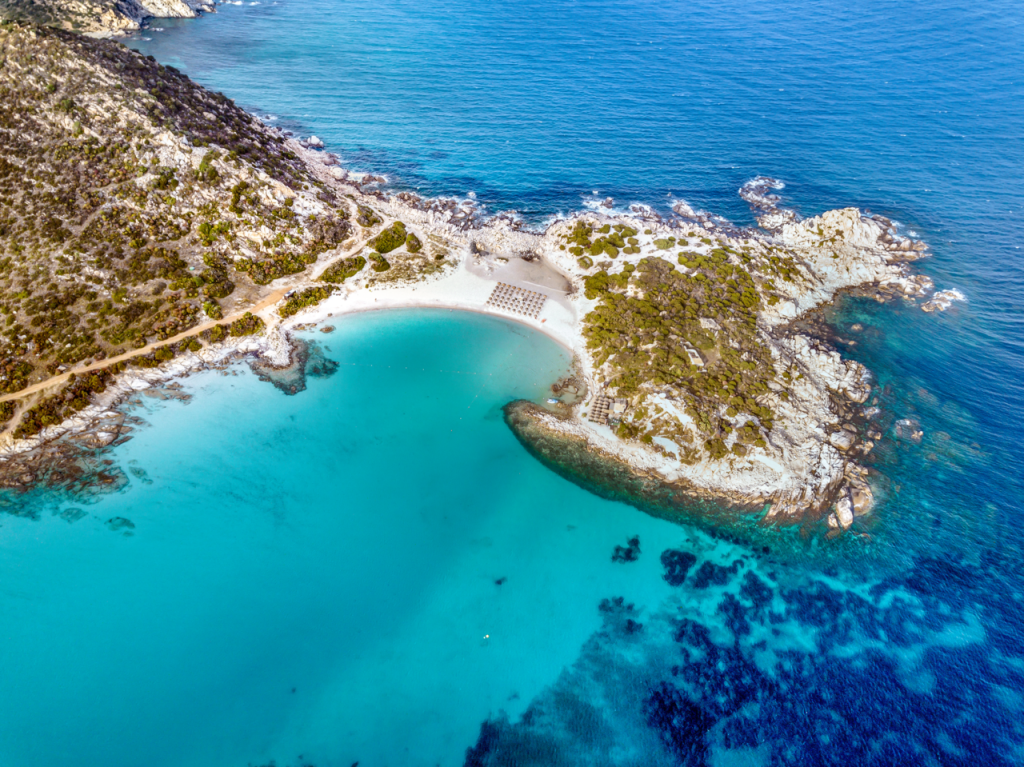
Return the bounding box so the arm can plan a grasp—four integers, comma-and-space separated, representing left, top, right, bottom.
0, 22, 960, 531
0, 0, 213, 36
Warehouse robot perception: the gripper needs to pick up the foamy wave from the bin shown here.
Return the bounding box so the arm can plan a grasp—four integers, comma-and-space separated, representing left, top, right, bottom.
922, 288, 967, 313
739, 176, 798, 231
582, 194, 616, 212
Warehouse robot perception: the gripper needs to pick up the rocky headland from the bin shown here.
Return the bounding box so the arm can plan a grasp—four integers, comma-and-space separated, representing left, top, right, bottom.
0, 22, 963, 533
0, 0, 213, 36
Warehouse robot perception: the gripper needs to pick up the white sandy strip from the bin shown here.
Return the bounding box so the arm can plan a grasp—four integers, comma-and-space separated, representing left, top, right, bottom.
274, 258, 582, 360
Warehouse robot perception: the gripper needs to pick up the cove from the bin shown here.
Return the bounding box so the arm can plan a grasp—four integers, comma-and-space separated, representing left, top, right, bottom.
0, 310, 696, 767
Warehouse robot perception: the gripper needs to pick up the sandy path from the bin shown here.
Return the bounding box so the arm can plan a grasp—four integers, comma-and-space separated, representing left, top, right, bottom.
0, 232, 375, 405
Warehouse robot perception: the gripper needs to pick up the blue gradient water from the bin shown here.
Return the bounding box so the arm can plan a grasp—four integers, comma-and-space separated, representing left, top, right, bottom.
0, 0, 1022, 764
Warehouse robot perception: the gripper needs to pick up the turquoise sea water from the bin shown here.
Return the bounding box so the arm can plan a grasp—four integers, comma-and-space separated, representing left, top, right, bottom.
0, 312, 697, 765
2, 0, 1024, 764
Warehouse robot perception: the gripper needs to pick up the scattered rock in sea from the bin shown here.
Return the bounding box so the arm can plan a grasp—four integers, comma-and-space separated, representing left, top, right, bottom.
250, 338, 338, 395
922, 289, 966, 313
611, 535, 641, 563
827, 491, 855, 530
106, 516, 135, 532
894, 418, 924, 443
58, 508, 87, 524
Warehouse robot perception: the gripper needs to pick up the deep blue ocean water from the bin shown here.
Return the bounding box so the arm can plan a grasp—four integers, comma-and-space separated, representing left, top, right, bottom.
1, 0, 1023, 764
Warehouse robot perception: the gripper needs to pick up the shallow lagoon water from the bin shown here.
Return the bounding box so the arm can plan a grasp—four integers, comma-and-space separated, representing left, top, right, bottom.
0, 311, 699, 766
3, 0, 1024, 763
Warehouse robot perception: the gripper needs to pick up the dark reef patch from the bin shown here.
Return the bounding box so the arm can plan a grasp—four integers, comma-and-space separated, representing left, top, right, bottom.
611, 535, 641, 563
644, 682, 712, 766
690, 559, 740, 589
0, 430, 135, 517
461, 548, 1024, 767
250, 338, 339, 395
660, 549, 697, 586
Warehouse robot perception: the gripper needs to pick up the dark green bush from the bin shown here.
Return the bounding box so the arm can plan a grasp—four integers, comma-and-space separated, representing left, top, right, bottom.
369, 252, 390, 272
369, 222, 407, 254
319, 256, 366, 283
228, 312, 264, 336
279, 286, 336, 317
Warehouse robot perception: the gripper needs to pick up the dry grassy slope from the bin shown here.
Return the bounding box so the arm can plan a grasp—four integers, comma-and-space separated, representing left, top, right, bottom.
0, 22, 350, 412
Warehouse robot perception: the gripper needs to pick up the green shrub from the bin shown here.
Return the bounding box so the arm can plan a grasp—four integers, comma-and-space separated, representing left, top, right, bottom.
577, 256, 594, 269
197, 220, 230, 246
229, 181, 249, 214
320, 255, 366, 283
356, 205, 382, 227
229, 312, 264, 336
202, 301, 222, 320
405, 233, 423, 253
15, 364, 125, 438
196, 150, 220, 184
369, 222, 407, 254
278, 286, 336, 318
203, 280, 235, 300
369, 252, 391, 272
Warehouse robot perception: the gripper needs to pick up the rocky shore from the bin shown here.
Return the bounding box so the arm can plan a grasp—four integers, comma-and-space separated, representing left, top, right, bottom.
0, 24, 965, 536
0, 0, 215, 36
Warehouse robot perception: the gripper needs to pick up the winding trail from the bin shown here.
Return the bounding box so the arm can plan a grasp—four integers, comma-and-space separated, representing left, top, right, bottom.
0, 224, 377, 407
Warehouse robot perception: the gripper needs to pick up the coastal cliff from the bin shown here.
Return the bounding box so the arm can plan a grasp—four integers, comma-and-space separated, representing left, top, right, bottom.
0, 22, 955, 532
0, 0, 213, 35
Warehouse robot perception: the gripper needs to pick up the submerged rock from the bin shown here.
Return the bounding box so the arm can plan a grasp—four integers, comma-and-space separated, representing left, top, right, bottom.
660, 549, 697, 586
895, 418, 924, 443
250, 338, 338, 395
612, 535, 641, 563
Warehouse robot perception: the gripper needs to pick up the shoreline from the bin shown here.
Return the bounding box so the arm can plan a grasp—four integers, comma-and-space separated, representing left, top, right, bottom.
0, 25, 964, 533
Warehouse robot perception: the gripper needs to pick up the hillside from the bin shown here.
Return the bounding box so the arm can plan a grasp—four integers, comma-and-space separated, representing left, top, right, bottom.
0, 22, 350, 430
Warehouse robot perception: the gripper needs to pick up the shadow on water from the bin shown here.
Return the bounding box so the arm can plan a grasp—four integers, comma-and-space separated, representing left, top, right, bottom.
502, 400, 868, 567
